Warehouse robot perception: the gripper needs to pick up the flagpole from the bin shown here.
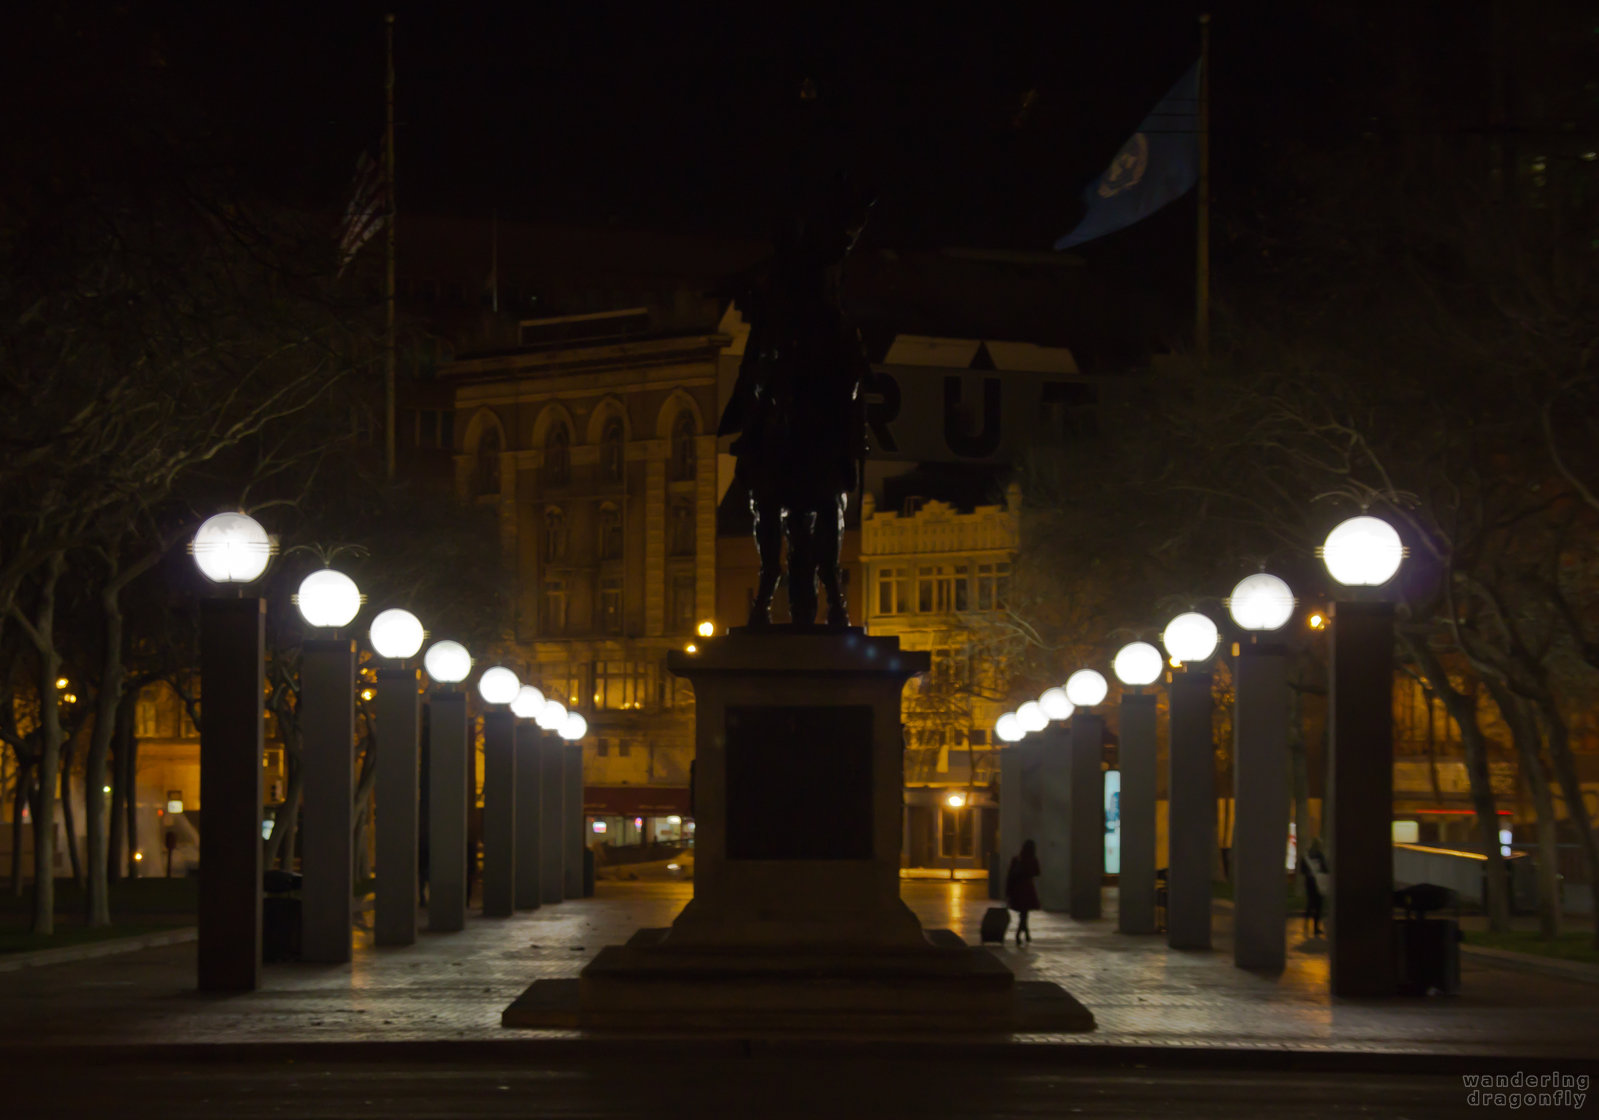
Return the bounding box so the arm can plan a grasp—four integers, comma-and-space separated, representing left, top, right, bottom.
384, 12, 398, 481
1195, 12, 1212, 362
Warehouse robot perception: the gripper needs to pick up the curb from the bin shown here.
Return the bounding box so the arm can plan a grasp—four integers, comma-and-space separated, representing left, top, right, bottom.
0, 926, 196, 973
0, 1036, 1592, 1074
1461, 943, 1599, 985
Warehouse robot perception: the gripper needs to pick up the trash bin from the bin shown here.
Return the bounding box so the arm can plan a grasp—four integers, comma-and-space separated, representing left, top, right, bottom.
583, 846, 596, 898
1394, 883, 1460, 995
263, 869, 303, 962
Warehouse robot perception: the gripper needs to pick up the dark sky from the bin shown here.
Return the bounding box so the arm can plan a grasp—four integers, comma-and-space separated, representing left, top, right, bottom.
104, 2, 1348, 248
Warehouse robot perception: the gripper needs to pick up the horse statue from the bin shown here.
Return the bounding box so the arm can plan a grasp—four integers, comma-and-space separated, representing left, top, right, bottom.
717, 197, 871, 628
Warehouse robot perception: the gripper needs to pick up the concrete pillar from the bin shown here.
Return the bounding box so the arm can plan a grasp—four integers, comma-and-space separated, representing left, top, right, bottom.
1033, 727, 1071, 913
1329, 601, 1397, 996
1167, 670, 1214, 950
374, 667, 420, 946
427, 693, 468, 932
563, 741, 584, 898
1118, 693, 1158, 934
514, 722, 542, 909
198, 598, 264, 991
538, 732, 565, 905
481, 710, 516, 917
1234, 643, 1290, 970
1068, 714, 1105, 920
300, 639, 355, 964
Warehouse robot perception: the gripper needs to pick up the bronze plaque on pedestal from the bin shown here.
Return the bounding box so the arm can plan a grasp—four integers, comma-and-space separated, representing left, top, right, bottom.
724, 705, 872, 860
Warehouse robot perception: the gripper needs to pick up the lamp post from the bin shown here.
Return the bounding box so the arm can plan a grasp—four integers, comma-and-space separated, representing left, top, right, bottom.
191, 513, 272, 991
370, 608, 424, 947
295, 567, 362, 964
559, 710, 589, 898
1162, 610, 1220, 950
1226, 573, 1295, 970
477, 666, 520, 918
510, 685, 546, 911
535, 698, 568, 904
1321, 514, 1405, 996
422, 640, 471, 931
1113, 641, 1163, 935
1064, 669, 1109, 920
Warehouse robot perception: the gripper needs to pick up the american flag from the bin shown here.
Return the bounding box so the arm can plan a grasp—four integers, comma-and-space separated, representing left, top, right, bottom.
335, 150, 389, 276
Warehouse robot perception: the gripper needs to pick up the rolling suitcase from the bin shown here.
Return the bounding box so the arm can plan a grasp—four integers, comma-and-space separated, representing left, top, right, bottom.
980, 906, 1010, 944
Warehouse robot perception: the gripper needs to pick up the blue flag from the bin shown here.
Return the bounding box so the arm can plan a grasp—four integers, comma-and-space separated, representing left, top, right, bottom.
1054, 61, 1201, 250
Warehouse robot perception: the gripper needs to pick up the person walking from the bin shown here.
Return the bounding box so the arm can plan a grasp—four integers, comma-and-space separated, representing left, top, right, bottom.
1006, 839, 1041, 946
1299, 838, 1328, 937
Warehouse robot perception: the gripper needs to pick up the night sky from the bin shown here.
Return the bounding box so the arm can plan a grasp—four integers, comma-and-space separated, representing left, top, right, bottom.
12, 3, 1376, 249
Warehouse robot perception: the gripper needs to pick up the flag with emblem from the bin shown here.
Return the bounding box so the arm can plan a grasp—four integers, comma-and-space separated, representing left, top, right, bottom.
335, 150, 389, 276
1054, 60, 1200, 250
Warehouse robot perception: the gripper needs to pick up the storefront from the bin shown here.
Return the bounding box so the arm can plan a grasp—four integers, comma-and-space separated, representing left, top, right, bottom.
584, 785, 693, 849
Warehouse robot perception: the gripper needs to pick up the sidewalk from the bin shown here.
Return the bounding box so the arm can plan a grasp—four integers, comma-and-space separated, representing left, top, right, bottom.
0, 881, 1594, 1064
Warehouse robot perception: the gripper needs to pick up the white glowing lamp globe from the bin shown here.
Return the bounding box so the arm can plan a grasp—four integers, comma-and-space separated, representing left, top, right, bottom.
1039, 686, 1074, 721
1065, 669, 1109, 708
369, 608, 425, 659
477, 666, 520, 705
1162, 611, 1220, 663
422, 640, 471, 684
1113, 641, 1164, 687
559, 712, 588, 741
1016, 701, 1049, 733
1322, 515, 1404, 587
537, 699, 567, 730
510, 685, 546, 719
296, 569, 362, 628
1228, 573, 1296, 632
995, 713, 1023, 743
192, 512, 273, 583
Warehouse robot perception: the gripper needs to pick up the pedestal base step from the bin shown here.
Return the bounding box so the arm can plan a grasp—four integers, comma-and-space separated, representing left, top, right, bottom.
501, 929, 1095, 1034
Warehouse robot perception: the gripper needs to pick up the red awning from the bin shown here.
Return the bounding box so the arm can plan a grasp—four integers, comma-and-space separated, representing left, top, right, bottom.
584, 786, 691, 816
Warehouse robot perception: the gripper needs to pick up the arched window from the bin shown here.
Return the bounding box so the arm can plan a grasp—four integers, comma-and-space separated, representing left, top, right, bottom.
543, 506, 567, 563
600, 417, 624, 482
669, 500, 695, 556
474, 425, 501, 496
670, 411, 696, 481
545, 422, 570, 485
597, 504, 623, 561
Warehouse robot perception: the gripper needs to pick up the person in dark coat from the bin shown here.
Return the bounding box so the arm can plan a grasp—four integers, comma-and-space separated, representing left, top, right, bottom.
1006, 839, 1041, 946
1299, 838, 1327, 937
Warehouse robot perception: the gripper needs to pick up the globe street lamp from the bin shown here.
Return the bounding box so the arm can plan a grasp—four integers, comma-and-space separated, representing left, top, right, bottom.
475, 665, 520, 917
1015, 701, 1048, 735
369, 608, 426, 947
995, 712, 1023, 743
1039, 687, 1074, 722
1321, 514, 1405, 996
1226, 574, 1294, 971
1062, 668, 1110, 919
1161, 610, 1219, 951
294, 567, 362, 965
1113, 641, 1163, 934
421, 640, 471, 931
191, 512, 272, 991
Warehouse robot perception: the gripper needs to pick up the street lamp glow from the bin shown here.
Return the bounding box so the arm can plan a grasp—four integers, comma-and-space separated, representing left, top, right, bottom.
369, 608, 425, 659
1162, 612, 1220, 664
477, 666, 520, 705
1065, 669, 1108, 708
1039, 686, 1074, 721
1321, 515, 1405, 587
295, 569, 362, 628
1016, 701, 1048, 733
559, 711, 588, 741
191, 512, 274, 584
510, 685, 546, 719
697, 620, 716, 638
422, 640, 471, 683
946, 792, 966, 808
1113, 641, 1164, 687
1227, 573, 1297, 632
537, 698, 567, 730
995, 713, 1023, 743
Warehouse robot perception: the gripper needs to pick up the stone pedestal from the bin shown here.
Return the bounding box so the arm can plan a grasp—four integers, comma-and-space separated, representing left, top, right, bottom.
1167, 670, 1214, 951
1233, 644, 1289, 970
503, 628, 1094, 1033
301, 639, 354, 964
426, 693, 469, 933
374, 668, 420, 947
513, 723, 542, 910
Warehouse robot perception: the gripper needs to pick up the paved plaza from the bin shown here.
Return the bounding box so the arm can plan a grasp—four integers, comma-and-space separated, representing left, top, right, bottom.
0, 880, 1595, 1063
